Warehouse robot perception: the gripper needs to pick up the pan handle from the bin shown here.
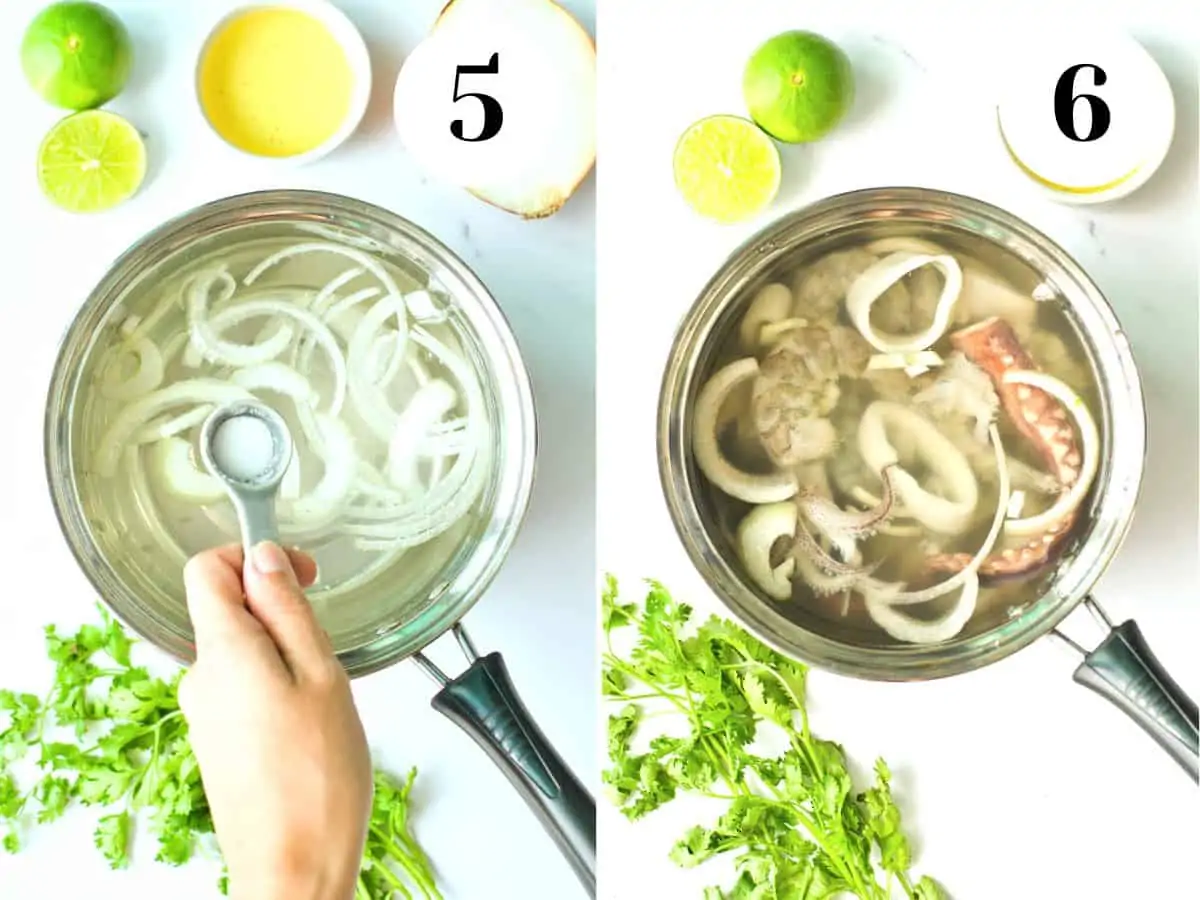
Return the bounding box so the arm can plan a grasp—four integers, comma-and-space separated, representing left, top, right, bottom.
414, 624, 596, 896
1056, 597, 1198, 782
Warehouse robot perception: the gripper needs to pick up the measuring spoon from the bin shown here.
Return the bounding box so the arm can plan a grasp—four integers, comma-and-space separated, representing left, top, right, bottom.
199, 400, 294, 561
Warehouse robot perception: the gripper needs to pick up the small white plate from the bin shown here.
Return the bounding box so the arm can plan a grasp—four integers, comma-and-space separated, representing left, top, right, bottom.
995, 30, 1175, 205
195, 0, 373, 166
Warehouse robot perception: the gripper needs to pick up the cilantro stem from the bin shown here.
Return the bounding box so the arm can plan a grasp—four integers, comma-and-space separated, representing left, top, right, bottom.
368, 826, 441, 900
125, 711, 184, 811
370, 860, 415, 900
601, 654, 691, 717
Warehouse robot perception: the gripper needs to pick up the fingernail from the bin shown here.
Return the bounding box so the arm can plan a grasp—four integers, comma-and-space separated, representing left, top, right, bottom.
252, 541, 293, 576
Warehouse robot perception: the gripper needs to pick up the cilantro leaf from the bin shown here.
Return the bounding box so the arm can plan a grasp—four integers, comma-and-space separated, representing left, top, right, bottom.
94, 810, 131, 868
601, 576, 939, 900
1, 612, 445, 899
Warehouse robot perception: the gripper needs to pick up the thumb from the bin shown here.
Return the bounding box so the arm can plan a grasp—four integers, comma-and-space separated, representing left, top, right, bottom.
243, 541, 335, 678
183, 547, 278, 664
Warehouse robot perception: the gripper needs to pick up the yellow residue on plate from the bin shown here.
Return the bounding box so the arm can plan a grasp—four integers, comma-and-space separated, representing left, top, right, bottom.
199, 7, 354, 158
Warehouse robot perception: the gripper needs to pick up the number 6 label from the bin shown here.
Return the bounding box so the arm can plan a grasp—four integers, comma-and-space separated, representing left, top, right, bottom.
996, 31, 1174, 201
1053, 64, 1111, 143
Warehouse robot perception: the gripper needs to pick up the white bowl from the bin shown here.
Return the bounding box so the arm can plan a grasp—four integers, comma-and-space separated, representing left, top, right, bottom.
995, 31, 1175, 205
194, 0, 373, 166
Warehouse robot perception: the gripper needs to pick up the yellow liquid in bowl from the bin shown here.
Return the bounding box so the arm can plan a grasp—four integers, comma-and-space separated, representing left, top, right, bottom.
199, 8, 354, 158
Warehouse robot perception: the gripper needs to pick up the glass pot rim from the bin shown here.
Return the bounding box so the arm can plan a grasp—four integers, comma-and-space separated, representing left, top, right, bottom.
44, 188, 538, 678
657, 186, 1147, 682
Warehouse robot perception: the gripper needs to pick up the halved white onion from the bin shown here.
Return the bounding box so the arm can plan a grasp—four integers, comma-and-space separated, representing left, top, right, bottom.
393, 0, 596, 218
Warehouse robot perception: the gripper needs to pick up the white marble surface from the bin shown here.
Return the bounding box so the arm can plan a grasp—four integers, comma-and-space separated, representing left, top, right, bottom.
0, 2, 595, 899
597, 1, 1197, 898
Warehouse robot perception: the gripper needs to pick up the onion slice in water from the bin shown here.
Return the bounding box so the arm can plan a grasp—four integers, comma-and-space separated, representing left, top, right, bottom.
343, 328, 489, 547
185, 273, 295, 368
863, 424, 1010, 646
864, 424, 1012, 619
94, 242, 491, 580
243, 241, 409, 376
285, 413, 358, 529
736, 501, 796, 601
847, 252, 964, 354
693, 358, 797, 504
124, 447, 189, 566
386, 378, 458, 493
348, 296, 411, 442
133, 405, 213, 444
96, 380, 254, 477
858, 401, 978, 534
865, 572, 981, 645
230, 362, 321, 407
150, 437, 226, 503
100, 337, 164, 400
200, 300, 348, 414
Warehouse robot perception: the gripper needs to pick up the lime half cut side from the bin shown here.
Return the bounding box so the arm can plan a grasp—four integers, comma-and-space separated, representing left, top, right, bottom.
38, 110, 147, 213
673, 115, 781, 224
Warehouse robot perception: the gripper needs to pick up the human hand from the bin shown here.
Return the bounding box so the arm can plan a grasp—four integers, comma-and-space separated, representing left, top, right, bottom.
178, 541, 372, 900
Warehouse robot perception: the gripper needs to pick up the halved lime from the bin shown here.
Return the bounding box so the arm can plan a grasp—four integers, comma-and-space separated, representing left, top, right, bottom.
743, 31, 854, 144
673, 115, 782, 224
37, 110, 147, 213
21, 1, 133, 110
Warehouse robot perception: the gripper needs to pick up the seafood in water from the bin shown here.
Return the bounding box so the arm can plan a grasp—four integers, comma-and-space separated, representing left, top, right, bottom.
846, 251, 964, 355
690, 233, 1100, 647
952, 317, 1082, 483
790, 248, 880, 325
926, 317, 1086, 578
751, 325, 870, 467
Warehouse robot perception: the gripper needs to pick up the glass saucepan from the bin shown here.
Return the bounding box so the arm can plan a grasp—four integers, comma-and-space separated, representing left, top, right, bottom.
658, 187, 1198, 781
44, 190, 595, 893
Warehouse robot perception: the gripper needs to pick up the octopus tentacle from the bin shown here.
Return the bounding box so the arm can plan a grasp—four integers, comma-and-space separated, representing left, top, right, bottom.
929, 317, 1083, 578
797, 464, 898, 541
792, 517, 866, 576
926, 514, 1073, 580
951, 317, 1082, 485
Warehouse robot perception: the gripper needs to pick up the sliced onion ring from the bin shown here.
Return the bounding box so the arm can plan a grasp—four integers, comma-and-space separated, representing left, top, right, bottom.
858, 401, 978, 534
186, 274, 295, 368
865, 572, 981, 645
150, 437, 226, 503
133, 405, 213, 444
96, 380, 254, 477
100, 337, 164, 401
735, 502, 796, 600
847, 251, 964, 354
693, 358, 796, 504
866, 423, 1010, 610
243, 242, 409, 377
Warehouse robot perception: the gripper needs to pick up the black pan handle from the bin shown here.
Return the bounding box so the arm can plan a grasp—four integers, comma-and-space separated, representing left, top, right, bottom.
415, 626, 596, 896
1058, 597, 1198, 782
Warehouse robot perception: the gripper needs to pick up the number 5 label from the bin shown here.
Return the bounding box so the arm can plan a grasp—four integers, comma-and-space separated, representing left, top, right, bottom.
452, 53, 504, 142
996, 31, 1174, 199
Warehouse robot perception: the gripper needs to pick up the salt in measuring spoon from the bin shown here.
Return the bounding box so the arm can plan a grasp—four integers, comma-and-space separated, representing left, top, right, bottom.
199, 400, 294, 560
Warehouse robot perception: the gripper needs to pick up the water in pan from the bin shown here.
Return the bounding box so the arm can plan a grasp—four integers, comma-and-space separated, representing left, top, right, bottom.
73, 231, 495, 635
691, 230, 1104, 647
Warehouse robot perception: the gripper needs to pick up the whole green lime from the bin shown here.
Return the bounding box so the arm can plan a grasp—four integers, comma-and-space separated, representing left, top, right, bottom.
743, 31, 854, 143
21, 2, 133, 110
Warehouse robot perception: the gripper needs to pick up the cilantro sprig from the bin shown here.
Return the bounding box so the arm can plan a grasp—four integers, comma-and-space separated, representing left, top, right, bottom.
0, 608, 442, 899
602, 576, 943, 900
